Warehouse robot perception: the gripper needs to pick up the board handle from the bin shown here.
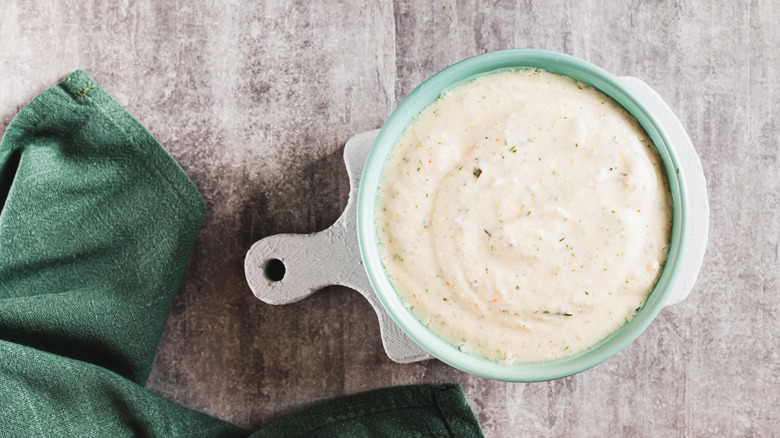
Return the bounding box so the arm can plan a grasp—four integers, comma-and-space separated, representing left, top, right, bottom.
245, 130, 432, 363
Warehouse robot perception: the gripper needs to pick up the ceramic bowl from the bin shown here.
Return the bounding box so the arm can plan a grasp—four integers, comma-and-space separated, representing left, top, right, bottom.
356, 49, 687, 381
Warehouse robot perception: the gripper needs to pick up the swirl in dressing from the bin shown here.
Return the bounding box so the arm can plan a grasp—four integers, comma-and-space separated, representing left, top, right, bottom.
377, 69, 671, 363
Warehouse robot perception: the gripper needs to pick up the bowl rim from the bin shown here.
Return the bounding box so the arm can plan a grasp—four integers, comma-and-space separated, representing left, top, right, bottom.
356, 49, 688, 382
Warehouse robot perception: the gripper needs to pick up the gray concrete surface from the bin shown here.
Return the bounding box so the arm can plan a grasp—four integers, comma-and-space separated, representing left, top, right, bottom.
1, 1, 777, 436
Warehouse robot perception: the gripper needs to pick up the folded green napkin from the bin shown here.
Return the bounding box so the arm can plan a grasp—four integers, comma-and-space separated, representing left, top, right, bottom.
0, 70, 483, 437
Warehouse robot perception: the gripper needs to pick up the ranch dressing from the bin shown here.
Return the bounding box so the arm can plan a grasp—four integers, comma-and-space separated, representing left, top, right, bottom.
376, 69, 672, 363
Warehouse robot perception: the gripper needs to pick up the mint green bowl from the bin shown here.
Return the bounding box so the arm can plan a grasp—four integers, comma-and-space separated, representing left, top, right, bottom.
357, 49, 687, 381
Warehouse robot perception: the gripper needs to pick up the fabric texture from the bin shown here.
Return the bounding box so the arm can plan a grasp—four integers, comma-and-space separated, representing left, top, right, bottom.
0, 70, 483, 437
255, 384, 482, 438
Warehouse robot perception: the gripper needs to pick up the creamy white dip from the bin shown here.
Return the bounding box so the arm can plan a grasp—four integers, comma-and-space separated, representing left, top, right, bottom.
376, 69, 672, 363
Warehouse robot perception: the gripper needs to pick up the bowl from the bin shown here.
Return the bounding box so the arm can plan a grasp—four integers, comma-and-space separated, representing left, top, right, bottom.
356, 49, 687, 381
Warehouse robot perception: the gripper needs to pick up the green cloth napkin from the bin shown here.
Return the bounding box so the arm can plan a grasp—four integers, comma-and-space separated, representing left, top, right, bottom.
0, 70, 483, 437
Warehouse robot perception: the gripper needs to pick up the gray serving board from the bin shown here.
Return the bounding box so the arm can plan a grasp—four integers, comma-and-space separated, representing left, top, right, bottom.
244, 77, 709, 364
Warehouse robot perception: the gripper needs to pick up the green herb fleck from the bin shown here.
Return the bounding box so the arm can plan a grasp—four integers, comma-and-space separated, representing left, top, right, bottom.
484, 229, 491, 237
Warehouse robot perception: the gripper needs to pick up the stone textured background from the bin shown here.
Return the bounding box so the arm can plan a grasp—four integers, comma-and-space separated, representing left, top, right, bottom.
1, 1, 778, 436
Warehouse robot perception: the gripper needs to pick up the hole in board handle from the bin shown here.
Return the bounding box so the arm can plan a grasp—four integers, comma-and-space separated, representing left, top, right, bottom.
263, 259, 286, 282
